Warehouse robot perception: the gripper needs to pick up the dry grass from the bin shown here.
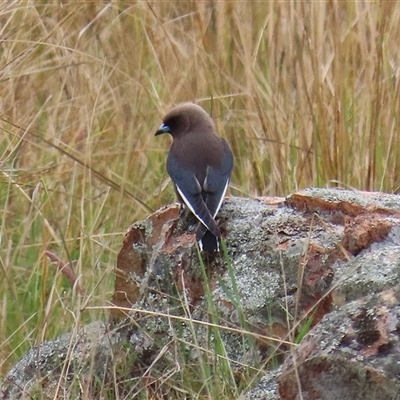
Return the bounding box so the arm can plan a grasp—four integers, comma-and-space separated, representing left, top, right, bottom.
1, 0, 400, 397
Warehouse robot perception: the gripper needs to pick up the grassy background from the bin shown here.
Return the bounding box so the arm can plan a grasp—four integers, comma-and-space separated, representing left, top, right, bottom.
1, 0, 400, 394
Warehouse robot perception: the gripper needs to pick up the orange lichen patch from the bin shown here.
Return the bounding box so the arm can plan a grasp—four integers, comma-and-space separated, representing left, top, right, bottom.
302, 243, 337, 288
111, 204, 180, 322
307, 293, 333, 327
379, 289, 399, 307
341, 214, 394, 255
287, 192, 365, 216
111, 226, 147, 322
352, 306, 392, 357
279, 356, 329, 400
251, 322, 291, 360
176, 233, 196, 249
288, 191, 400, 219
275, 240, 290, 251
174, 264, 205, 305
159, 220, 182, 253
215, 298, 235, 311
256, 196, 285, 206
147, 204, 180, 247
295, 242, 337, 323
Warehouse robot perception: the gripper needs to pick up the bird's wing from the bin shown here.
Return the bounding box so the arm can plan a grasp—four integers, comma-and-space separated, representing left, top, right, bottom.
203, 139, 234, 218
196, 140, 233, 244
167, 151, 220, 237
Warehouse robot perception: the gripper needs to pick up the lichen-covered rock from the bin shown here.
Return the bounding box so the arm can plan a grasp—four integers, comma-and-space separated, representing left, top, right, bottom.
3, 189, 400, 399
1, 322, 108, 399
278, 288, 400, 400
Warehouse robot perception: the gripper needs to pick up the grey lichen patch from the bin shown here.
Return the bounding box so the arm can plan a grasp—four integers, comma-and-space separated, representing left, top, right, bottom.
133, 294, 180, 336
1, 322, 108, 399
222, 197, 269, 216
260, 207, 308, 236
293, 188, 400, 211
299, 188, 373, 205
128, 330, 156, 352
244, 366, 282, 400
133, 218, 154, 239
128, 270, 145, 285
381, 224, 400, 247
280, 291, 400, 400
378, 196, 400, 209
214, 255, 282, 313
334, 246, 400, 301
131, 241, 148, 252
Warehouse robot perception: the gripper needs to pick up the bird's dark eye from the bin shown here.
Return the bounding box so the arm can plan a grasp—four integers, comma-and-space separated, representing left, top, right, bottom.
164, 115, 180, 130
161, 113, 190, 136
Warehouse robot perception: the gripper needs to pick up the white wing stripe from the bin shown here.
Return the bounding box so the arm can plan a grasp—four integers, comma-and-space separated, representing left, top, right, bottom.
175, 185, 210, 230
212, 179, 229, 218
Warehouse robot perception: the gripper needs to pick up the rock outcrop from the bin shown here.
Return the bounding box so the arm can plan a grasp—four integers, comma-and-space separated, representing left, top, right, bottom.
2, 188, 400, 399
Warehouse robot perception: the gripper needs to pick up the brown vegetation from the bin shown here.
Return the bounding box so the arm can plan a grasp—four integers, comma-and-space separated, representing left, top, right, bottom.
1, 1, 400, 396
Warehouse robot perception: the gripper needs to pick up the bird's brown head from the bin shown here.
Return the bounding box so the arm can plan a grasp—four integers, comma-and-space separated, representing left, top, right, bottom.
155, 103, 215, 138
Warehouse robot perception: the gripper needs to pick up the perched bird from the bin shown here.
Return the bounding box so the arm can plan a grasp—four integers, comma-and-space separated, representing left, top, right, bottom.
155, 103, 233, 252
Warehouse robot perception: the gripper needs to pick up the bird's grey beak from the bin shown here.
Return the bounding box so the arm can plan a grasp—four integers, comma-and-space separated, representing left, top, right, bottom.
155, 123, 171, 136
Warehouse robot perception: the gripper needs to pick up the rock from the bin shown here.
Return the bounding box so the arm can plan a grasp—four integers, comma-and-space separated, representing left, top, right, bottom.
0, 322, 108, 399
278, 288, 400, 400
243, 366, 282, 400
2, 189, 400, 399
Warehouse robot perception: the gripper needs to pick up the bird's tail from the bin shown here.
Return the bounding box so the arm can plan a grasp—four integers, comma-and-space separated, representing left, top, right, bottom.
196, 224, 220, 252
